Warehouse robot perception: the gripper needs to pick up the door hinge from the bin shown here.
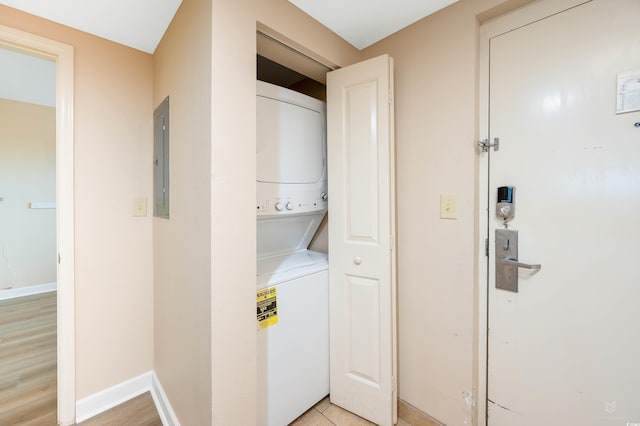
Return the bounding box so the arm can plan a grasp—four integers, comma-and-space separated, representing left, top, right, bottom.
388, 89, 393, 104
485, 238, 489, 257
478, 137, 500, 153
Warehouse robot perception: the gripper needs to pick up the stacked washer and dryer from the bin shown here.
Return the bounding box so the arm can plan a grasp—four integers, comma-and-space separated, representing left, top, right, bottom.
256, 80, 330, 426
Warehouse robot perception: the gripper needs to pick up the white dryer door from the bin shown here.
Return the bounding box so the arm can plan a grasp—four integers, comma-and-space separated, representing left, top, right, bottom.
257, 95, 325, 184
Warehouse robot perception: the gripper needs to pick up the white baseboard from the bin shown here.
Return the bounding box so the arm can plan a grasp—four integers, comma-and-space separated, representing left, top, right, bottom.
151, 371, 181, 426
0, 282, 56, 301
75, 371, 152, 423
74, 370, 180, 425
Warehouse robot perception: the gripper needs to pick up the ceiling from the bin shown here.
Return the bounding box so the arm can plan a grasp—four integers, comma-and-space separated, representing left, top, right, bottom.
0, 0, 458, 53
0, 0, 182, 53
289, 0, 459, 50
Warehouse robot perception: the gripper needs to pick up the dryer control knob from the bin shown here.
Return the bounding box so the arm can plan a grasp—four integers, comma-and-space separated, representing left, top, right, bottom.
285, 202, 294, 210
275, 202, 283, 211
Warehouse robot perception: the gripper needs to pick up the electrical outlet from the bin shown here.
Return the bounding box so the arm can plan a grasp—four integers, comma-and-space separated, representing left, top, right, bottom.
132, 197, 147, 217
440, 194, 458, 220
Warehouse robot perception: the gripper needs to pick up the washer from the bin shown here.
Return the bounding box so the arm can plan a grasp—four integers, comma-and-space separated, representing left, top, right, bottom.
257, 243, 329, 426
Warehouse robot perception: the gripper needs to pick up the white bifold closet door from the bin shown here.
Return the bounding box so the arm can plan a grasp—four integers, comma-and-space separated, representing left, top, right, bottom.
327, 54, 397, 426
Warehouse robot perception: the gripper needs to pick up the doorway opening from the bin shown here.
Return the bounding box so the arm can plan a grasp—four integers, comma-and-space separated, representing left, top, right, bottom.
0, 47, 56, 293
0, 25, 75, 426
0, 45, 57, 423
256, 27, 332, 426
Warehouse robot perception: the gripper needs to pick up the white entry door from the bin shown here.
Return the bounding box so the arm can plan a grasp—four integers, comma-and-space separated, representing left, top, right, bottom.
327, 54, 397, 426
484, 1, 640, 425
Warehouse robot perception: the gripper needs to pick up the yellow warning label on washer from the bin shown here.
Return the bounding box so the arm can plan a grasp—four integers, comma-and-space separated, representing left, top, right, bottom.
257, 287, 278, 329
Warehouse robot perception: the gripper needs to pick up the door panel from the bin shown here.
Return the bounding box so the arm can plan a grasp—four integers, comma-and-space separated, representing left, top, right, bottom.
345, 274, 380, 384
327, 54, 397, 426
343, 80, 379, 241
487, 1, 640, 425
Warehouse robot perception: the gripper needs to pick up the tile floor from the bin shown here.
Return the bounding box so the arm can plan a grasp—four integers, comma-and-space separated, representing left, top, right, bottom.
291, 396, 441, 426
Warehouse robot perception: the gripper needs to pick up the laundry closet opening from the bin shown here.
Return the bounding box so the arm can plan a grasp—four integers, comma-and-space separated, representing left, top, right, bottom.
256, 29, 333, 425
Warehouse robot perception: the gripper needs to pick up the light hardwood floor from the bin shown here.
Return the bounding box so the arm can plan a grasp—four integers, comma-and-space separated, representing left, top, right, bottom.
77, 392, 161, 426
0, 292, 57, 425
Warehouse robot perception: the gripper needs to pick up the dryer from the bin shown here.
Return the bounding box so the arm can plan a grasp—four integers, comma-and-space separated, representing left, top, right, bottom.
256, 81, 329, 426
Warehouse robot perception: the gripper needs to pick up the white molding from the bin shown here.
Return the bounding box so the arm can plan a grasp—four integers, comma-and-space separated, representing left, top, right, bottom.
75, 372, 153, 423
54, 27, 76, 426
0, 24, 75, 426
151, 372, 181, 426
74, 371, 180, 425
0, 282, 56, 301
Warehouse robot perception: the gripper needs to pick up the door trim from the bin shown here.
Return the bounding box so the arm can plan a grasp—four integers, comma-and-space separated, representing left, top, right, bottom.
0, 25, 75, 425
476, 1, 591, 424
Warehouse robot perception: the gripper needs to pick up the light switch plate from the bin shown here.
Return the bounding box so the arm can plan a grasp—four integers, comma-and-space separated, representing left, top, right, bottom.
132, 197, 147, 217
440, 194, 458, 219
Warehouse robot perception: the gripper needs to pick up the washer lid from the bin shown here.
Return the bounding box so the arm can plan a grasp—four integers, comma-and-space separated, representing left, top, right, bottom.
257, 250, 328, 287
257, 211, 326, 259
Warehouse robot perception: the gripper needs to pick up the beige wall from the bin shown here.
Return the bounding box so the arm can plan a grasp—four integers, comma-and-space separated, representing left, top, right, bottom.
362, 0, 534, 423
209, 0, 255, 423
0, 6, 154, 400
0, 99, 56, 289
153, 0, 212, 424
